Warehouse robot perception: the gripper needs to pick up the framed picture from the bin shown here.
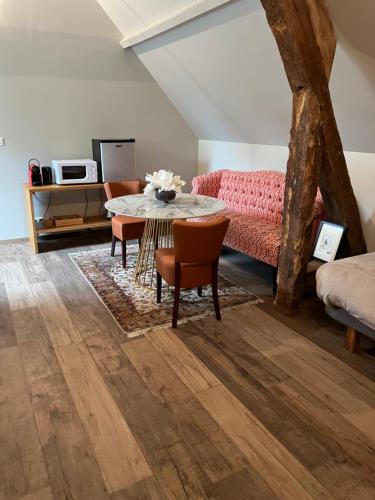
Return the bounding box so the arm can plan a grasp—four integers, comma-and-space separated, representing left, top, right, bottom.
312, 221, 346, 263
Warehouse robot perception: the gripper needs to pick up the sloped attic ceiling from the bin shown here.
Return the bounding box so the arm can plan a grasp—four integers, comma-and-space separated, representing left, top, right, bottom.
97, 0, 375, 154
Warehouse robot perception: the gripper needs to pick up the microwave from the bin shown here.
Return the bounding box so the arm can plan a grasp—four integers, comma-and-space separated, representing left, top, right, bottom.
51, 159, 98, 184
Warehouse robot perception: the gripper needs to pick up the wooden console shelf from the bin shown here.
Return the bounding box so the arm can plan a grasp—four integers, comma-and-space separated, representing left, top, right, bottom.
24, 183, 111, 253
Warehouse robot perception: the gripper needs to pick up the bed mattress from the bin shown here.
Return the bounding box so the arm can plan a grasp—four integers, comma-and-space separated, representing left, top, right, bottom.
316, 252, 375, 331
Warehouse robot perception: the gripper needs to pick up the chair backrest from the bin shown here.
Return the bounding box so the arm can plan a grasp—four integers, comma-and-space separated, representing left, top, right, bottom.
104, 180, 142, 200
173, 216, 229, 264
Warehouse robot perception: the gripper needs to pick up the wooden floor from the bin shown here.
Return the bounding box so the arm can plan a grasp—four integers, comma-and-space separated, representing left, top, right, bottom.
1, 232, 374, 500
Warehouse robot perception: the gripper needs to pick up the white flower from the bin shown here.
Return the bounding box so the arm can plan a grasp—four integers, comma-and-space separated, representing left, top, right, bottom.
144, 170, 186, 193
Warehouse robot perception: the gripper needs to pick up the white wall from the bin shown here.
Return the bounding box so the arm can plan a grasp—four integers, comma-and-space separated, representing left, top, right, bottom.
199, 140, 375, 252
0, 0, 197, 240
198, 140, 288, 174
125, 0, 375, 154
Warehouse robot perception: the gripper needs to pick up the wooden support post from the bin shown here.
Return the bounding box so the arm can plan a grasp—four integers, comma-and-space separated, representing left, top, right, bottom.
260, 0, 367, 315
275, 89, 322, 314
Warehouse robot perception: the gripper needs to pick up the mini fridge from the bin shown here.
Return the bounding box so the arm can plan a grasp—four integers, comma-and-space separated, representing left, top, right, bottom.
92, 139, 136, 182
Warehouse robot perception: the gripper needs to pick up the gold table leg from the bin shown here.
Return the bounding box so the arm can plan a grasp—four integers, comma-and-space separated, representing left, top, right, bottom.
135, 219, 173, 287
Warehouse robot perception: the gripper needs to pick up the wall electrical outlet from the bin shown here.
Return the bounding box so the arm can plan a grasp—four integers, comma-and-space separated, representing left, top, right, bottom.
0, 137, 4, 146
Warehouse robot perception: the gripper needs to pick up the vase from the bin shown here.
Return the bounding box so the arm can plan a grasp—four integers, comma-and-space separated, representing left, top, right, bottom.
155, 189, 176, 203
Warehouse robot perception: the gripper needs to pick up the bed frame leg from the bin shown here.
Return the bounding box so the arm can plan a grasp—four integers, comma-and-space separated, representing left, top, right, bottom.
345, 327, 360, 353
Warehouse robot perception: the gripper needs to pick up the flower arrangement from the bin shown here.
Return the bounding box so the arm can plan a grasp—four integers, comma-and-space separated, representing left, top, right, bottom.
144, 170, 186, 195
143, 170, 186, 202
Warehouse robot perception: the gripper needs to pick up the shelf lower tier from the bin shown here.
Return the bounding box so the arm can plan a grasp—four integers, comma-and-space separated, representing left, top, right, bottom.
36, 216, 111, 235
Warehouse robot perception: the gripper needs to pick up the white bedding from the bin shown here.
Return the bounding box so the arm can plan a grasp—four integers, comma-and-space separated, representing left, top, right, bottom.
316, 252, 375, 331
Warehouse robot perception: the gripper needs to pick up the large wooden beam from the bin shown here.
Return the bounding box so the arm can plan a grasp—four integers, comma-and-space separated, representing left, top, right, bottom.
260, 0, 366, 314
276, 89, 322, 314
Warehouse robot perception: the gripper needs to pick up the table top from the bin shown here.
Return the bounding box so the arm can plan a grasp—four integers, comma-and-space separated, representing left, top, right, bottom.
105, 192, 226, 220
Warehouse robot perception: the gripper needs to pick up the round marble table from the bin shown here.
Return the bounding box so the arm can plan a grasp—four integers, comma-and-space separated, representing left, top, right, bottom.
105, 193, 226, 286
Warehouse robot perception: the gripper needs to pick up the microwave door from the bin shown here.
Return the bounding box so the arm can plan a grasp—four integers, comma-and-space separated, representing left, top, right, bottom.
100, 142, 135, 182
62, 165, 87, 181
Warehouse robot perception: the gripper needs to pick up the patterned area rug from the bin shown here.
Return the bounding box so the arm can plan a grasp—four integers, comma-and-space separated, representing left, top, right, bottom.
70, 246, 261, 338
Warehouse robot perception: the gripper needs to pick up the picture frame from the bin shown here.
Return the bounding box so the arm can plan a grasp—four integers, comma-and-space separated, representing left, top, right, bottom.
312, 221, 346, 263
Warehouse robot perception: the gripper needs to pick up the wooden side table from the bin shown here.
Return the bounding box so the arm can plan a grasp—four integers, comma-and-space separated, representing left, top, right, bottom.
24, 183, 111, 253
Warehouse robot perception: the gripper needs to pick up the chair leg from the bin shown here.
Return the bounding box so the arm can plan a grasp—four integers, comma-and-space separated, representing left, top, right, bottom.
345, 327, 360, 353
157, 272, 162, 304
172, 264, 181, 328
121, 240, 126, 268
212, 260, 221, 321
111, 235, 116, 256
138, 238, 142, 248
197, 286, 203, 297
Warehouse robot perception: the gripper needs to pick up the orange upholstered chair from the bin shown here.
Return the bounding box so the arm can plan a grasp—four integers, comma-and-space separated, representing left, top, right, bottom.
156, 216, 229, 328
104, 181, 145, 268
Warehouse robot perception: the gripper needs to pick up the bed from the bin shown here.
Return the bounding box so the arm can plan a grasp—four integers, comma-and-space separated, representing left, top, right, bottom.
316, 252, 375, 352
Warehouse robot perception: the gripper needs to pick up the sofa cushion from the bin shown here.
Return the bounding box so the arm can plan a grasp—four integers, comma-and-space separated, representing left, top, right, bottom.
223, 210, 281, 267
217, 171, 286, 224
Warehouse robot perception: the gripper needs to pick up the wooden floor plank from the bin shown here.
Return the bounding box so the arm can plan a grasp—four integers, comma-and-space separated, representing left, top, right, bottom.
280, 337, 360, 383
40, 251, 97, 309
346, 411, 375, 444
190, 315, 291, 388
110, 476, 166, 500
13, 307, 111, 500
277, 379, 375, 472
273, 381, 375, 499
105, 367, 209, 499
21, 254, 49, 285
206, 468, 278, 500
197, 384, 331, 500
177, 316, 375, 499
0, 283, 17, 350
0, 261, 36, 310
55, 341, 152, 494
12, 307, 62, 384
147, 327, 221, 393
124, 337, 247, 488
339, 375, 375, 409
31, 373, 111, 500
0, 347, 49, 499
232, 306, 362, 384
270, 346, 363, 416
259, 297, 375, 380
30, 281, 82, 347
69, 306, 234, 497
68, 304, 126, 372
21, 486, 54, 500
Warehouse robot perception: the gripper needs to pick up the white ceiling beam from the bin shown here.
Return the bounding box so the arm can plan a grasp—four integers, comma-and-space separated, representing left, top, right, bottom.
120, 0, 233, 48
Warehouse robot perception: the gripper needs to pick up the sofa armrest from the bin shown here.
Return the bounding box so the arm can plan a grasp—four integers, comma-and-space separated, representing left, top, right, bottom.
191, 170, 226, 198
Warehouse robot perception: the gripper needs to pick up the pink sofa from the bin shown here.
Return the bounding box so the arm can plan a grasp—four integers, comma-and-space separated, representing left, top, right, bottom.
192, 169, 324, 270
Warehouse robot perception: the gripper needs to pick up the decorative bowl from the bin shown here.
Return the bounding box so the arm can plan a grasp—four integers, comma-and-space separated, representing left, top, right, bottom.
155, 189, 176, 203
